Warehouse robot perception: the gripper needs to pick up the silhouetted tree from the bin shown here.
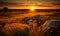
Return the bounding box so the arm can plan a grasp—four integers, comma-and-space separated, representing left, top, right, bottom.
3, 7, 8, 12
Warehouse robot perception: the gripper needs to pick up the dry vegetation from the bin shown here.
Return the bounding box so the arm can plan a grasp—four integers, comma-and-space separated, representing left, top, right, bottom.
0, 12, 60, 36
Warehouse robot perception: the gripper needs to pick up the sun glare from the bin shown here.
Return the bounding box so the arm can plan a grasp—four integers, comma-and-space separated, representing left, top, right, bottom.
29, 6, 36, 11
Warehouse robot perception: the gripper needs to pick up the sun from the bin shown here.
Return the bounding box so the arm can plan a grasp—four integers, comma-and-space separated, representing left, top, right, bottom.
29, 6, 36, 11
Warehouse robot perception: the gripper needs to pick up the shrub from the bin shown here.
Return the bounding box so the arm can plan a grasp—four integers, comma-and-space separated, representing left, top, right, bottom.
2, 23, 29, 36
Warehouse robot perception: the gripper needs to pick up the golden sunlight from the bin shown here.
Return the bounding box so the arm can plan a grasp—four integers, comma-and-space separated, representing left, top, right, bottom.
29, 6, 36, 11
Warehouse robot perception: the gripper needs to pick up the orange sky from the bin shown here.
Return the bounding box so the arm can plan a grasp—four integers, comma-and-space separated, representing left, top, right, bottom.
0, 5, 60, 9
0, 0, 60, 9
0, 2, 60, 9
5, 5, 60, 9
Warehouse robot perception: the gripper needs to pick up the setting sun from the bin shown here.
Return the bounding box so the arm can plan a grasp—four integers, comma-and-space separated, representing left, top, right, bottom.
29, 6, 36, 11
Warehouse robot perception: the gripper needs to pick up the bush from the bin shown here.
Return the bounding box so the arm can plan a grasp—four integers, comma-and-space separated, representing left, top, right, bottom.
2, 23, 29, 36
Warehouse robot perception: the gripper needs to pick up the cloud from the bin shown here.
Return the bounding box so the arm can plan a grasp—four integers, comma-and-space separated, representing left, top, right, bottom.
50, 3, 60, 5
0, 2, 24, 6
0, 0, 60, 3
0, 0, 60, 9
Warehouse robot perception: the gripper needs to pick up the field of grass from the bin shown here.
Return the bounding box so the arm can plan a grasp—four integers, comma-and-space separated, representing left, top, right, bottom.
0, 11, 60, 36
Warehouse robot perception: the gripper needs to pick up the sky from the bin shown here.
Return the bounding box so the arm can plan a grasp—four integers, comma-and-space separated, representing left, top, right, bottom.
0, 0, 60, 9
0, 0, 60, 4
